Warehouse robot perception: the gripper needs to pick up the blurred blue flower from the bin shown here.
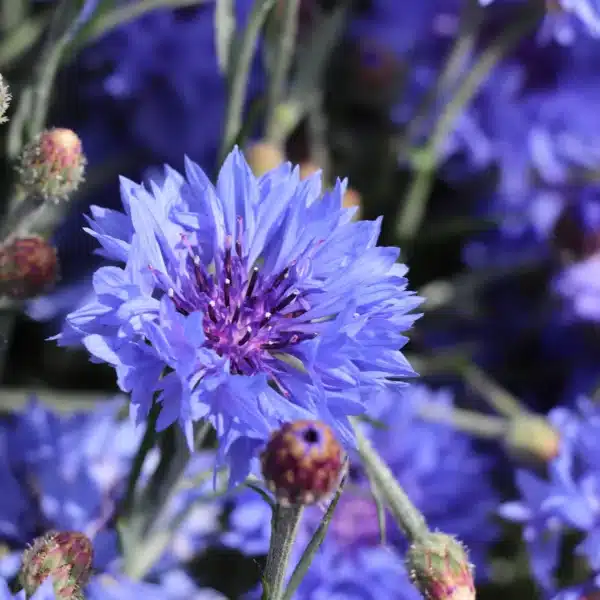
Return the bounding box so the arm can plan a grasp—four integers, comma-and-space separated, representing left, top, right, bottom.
222, 385, 498, 587
499, 398, 600, 595
86, 571, 225, 600
0, 398, 220, 583
80, 1, 264, 167
0, 577, 55, 600
56, 148, 422, 483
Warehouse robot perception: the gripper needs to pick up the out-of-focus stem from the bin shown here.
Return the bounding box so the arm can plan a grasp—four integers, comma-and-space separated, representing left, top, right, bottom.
396, 5, 543, 241
417, 401, 509, 439
265, 0, 300, 145
0, 0, 26, 34
220, 0, 277, 165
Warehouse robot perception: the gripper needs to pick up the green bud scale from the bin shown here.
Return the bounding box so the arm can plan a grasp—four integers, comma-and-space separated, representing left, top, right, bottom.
17, 128, 86, 201
407, 532, 475, 600
19, 531, 93, 600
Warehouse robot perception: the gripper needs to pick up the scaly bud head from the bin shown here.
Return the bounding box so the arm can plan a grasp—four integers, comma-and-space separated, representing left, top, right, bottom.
17, 128, 86, 201
245, 142, 285, 177
407, 533, 475, 600
261, 420, 344, 506
505, 414, 561, 465
0, 74, 11, 124
0, 237, 58, 299
20, 531, 93, 599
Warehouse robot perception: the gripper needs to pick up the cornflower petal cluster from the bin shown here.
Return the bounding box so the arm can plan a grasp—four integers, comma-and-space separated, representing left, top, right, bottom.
57, 148, 422, 482
499, 398, 600, 597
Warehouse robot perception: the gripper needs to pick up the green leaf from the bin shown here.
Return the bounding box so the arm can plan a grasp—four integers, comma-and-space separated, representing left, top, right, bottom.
215, 0, 235, 74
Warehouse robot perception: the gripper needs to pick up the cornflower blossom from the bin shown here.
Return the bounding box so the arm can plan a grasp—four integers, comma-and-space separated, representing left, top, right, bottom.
221, 385, 498, 598
499, 398, 600, 598
479, 0, 600, 42
0, 398, 220, 589
56, 148, 422, 483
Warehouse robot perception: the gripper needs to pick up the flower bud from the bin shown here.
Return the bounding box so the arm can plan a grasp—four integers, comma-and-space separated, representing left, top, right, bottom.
261, 420, 344, 506
0, 74, 11, 124
245, 142, 285, 177
407, 533, 475, 600
0, 237, 58, 299
20, 531, 93, 599
17, 128, 86, 201
504, 414, 561, 465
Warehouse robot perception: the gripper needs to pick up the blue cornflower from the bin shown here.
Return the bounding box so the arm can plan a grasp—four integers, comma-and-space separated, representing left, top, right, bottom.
0, 577, 55, 600
222, 385, 498, 585
0, 398, 220, 583
499, 398, 600, 596
80, 1, 264, 167
57, 148, 422, 482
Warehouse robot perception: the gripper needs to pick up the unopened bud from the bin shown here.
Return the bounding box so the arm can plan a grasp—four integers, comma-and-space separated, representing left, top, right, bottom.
407, 533, 475, 600
20, 531, 93, 599
299, 162, 320, 180
505, 414, 561, 464
0, 237, 58, 299
245, 141, 285, 177
0, 74, 11, 124
343, 188, 362, 219
17, 128, 86, 201
261, 420, 344, 506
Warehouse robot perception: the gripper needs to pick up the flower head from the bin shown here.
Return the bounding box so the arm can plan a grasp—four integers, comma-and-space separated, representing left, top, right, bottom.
19, 531, 93, 600
58, 148, 421, 482
261, 420, 344, 506
17, 129, 86, 202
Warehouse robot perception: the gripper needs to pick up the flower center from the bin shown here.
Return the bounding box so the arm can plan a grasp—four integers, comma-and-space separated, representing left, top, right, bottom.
164, 229, 317, 383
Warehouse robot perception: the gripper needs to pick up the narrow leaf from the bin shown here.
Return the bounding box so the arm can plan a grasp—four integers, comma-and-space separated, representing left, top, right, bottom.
215, 0, 235, 74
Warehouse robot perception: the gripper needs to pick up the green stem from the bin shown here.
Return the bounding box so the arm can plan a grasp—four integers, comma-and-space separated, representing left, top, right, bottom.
396, 5, 542, 242
70, 0, 210, 52
219, 0, 277, 165
0, 0, 26, 34
265, 0, 300, 145
352, 419, 429, 543
281, 470, 347, 600
461, 362, 526, 418
264, 504, 304, 600
416, 402, 509, 439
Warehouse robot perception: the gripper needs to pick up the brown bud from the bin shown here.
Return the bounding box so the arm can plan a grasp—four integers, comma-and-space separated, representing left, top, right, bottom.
0, 236, 58, 299
505, 415, 561, 465
245, 142, 285, 177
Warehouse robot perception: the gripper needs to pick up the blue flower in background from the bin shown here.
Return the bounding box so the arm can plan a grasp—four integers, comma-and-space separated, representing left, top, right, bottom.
57, 149, 422, 482
0, 577, 55, 600
0, 398, 221, 586
222, 385, 498, 590
500, 398, 600, 596
80, 1, 264, 167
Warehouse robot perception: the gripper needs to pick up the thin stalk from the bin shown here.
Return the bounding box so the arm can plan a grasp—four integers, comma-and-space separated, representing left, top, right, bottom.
461, 362, 526, 418
0, 0, 26, 34
396, 5, 543, 241
352, 419, 429, 543
265, 0, 300, 145
264, 504, 304, 600
219, 0, 277, 165
417, 402, 509, 439
281, 469, 347, 600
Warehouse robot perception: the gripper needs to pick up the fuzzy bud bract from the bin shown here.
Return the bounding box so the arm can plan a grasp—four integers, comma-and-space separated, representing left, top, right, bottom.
0, 74, 10, 124
0, 237, 58, 299
407, 533, 475, 600
19, 531, 93, 600
261, 420, 344, 506
17, 128, 86, 201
